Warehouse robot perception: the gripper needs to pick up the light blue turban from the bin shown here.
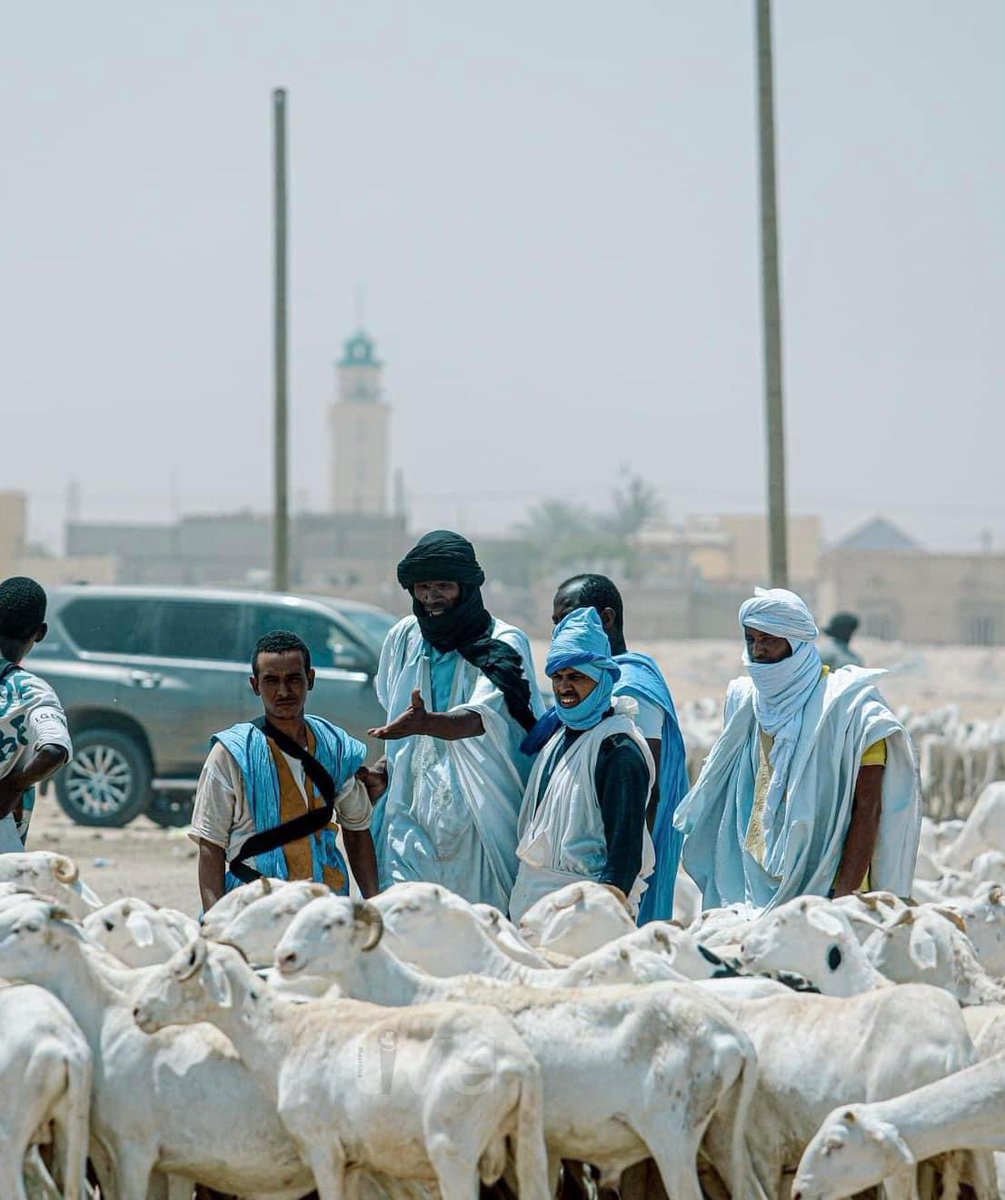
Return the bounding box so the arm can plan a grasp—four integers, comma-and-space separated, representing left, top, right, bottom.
546, 607, 621, 731
739, 587, 818, 646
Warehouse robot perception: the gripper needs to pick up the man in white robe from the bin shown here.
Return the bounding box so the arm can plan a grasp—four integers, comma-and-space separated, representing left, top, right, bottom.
368, 531, 544, 910
673, 588, 920, 911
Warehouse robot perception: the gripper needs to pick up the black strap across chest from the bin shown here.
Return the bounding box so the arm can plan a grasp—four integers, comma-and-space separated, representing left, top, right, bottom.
227, 719, 339, 885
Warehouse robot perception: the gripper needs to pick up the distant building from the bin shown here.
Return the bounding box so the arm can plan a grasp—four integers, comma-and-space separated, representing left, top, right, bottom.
330, 330, 390, 516
819, 518, 1005, 645
66, 510, 408, 603
834, 517, 922, 555
683, 513, 822, 587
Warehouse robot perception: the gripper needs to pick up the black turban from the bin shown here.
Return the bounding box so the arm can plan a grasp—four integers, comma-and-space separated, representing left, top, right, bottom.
397, 531, 536, 732
0, 576, 47, 640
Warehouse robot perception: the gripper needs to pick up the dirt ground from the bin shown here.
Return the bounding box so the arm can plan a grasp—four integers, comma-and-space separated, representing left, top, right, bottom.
29, 790, 201, 914
27, 637, 1005, 914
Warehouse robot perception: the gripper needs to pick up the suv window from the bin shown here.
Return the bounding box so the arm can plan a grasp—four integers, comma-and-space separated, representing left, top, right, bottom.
60, 598, 158, 656
154, 600, 244, 663
249, 605, 371, 671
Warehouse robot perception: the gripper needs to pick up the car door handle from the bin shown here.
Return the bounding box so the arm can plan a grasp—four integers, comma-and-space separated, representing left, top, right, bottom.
129, 670, 162, 689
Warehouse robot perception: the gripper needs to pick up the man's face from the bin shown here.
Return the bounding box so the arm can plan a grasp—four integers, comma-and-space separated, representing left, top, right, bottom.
552, 586, 616, 635
251, 650, 315, 721
550, 667, 598, 709
744, 626, 793, 664
413, 581, 461, 617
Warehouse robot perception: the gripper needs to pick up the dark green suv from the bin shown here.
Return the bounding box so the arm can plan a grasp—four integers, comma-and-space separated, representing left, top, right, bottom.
30, 586, 395, 827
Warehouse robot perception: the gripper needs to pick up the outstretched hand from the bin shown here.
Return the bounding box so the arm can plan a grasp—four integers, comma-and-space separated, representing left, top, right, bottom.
368, 690, 430, 741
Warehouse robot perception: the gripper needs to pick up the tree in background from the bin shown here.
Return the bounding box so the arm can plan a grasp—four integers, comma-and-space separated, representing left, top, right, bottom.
513, 472, 665, 583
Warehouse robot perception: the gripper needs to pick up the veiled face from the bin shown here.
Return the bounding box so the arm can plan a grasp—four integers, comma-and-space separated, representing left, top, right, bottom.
744, 626, 792, 664
413, 581, 461, 616
551, 667, 598, 708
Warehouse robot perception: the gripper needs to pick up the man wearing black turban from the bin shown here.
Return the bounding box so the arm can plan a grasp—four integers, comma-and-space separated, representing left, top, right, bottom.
368, 531, 544, 908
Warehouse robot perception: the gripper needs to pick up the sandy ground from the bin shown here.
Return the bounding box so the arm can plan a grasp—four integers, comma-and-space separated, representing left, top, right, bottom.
25, 637, 1005, 913
29, 790, 201, 914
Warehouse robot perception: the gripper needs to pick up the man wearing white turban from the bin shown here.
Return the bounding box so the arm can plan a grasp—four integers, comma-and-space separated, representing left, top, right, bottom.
673, 588, 920, 911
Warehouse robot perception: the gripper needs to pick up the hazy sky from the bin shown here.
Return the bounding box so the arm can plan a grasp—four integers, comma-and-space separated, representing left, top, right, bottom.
3, 2, 1002, 553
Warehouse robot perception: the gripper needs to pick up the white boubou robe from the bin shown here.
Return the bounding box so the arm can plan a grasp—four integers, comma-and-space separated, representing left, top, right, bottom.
509, 697, 656, 921
373, 615, 544, 910
673, 666, 921, 913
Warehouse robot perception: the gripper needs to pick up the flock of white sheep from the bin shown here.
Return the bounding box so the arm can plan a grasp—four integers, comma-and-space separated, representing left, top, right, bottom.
4, 775, 1005, 1200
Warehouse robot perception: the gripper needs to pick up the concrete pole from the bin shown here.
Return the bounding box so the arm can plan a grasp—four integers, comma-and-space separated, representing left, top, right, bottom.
755, 0, 789, 588
272, 88, 290, 593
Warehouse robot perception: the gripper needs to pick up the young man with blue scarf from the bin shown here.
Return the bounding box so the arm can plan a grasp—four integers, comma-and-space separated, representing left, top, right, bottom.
551, 574, 688, 921
190, 630, 379, 911
509, 607, 655, 922
673, 588, 921, 913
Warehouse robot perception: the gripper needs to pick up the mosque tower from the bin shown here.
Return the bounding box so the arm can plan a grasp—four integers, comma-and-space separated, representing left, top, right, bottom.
329, 329, 390, 515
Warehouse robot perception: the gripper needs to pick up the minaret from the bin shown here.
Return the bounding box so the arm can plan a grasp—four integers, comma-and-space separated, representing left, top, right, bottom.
329, 329, 389, 515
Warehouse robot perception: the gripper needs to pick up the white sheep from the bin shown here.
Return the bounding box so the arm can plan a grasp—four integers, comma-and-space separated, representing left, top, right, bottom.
82, 898, 199, 967
0, 853, 100, 917
738, 898, 890, 995
864, 906, 1005, 1006
0, 979, 92, 1200
273, 895, 760, 1200
516, 881, 636, 958
198, 875, 290, 938
214, 880, 330, 964
0, 898, 322, 1199
793, 1054, 1005, 1200
133, 937, 552, 1200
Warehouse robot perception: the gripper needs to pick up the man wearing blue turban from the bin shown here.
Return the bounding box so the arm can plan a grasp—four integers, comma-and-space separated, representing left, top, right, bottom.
673, 588, 920, 911
550, 574, 688, 923
509, 607, 655, 921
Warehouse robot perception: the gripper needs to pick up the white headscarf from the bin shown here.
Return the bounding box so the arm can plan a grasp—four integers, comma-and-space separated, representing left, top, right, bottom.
738, 587, 823, 865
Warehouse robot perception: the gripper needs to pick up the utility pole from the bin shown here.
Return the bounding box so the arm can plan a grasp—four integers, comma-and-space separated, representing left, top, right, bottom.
755, 0, 789, 588
272, 87, 290, 592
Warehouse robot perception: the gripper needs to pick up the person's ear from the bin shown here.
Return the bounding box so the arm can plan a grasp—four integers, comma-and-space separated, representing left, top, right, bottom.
249, 674, 261, 697
307, 668, 316, 691
34, 623, 48, 645
601, 607, 617, 632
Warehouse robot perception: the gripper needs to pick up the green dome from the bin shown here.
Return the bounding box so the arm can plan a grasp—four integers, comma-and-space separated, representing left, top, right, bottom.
338, 330, 381, 367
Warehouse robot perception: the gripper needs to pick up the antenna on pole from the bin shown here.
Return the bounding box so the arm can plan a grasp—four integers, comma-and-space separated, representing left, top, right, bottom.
272, 87, 290, 593
755, 0, 789, 588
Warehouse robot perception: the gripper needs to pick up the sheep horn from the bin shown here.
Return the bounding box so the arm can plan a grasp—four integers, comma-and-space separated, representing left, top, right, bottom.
354, 903, 384, 952
600, 884, 630, 911
52, 855, 79, 885
990, 886, 1004, 905
854, 892, 880, 910
934, 907, 968, 933
891, 910, 915, 928
260, 877, 273, 897
552, 886, 585, 911
178, 938, 208, 981
308, 883, 329, 898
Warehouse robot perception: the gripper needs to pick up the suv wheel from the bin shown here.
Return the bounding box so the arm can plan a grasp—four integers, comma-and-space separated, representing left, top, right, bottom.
55, 729, 152, 827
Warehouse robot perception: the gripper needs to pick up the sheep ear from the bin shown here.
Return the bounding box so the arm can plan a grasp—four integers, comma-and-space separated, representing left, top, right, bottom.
125, 910, 155, 948
206, 955, 233, 1009
805, 907, 846, 938
866, 1119, 916, 1167
907, 925, 939, 970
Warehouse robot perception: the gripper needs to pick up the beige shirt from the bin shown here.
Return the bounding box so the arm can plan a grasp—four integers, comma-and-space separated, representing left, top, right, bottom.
188, 741, 372, 871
